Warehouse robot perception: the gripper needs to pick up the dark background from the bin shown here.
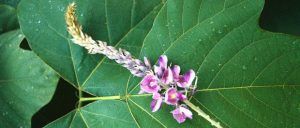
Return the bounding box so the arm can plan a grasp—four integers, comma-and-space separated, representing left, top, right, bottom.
260, 0, 300, 36
2, 0, 300, 127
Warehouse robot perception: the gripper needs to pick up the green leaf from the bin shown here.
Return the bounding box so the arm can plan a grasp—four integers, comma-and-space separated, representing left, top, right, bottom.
0, 4, 19, 34
0, 30, 59, 127
18, 0, 300, 127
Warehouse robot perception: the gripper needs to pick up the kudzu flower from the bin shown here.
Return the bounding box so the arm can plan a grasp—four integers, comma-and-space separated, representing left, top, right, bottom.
176, 70, 196, 88
172, 65, 181, 81
140, 55, 196, 123
140, 74, 160, 93
151, 92, 163, 112
154, 55, 167, 77
165, 88, 186, 105
165, 88, 179, 105
154, 55, 173, 84
66, 3, 223, 127
171, 106, 193, 123
172, 65, 196, 89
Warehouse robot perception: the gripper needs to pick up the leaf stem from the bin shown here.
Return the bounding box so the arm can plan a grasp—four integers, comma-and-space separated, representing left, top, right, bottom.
80, 95, 121, 102
78, 87, 82, 108
184, 100, 223, 128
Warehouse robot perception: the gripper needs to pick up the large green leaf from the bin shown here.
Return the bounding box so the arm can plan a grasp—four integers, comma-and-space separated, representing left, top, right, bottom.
18, 0, 300, 127
0, 30, 59, 127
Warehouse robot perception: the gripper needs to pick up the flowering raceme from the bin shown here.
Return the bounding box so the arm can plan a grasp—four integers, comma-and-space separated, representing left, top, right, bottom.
66, 3, 223, 127
139, 55, 196, 123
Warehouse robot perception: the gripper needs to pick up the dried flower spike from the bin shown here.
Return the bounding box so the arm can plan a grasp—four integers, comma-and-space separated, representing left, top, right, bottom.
65, 3, 222, 128
65, 2, 151, 77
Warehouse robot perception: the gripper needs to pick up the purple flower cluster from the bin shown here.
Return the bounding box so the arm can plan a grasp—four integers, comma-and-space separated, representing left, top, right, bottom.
139, 55, 196, 123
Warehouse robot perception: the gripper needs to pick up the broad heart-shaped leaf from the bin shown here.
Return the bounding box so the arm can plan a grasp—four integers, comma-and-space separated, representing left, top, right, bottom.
18, 0, 300, 127
0, 30, 59, 127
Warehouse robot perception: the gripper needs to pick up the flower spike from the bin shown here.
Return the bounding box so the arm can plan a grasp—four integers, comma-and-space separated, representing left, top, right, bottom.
65, 2, 150, 77
66, 3, 222, 128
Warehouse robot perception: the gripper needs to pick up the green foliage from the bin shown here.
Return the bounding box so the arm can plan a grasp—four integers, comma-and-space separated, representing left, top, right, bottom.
0, 0, 297, 127
0, 4, 59, 128
0, 30, 59, 127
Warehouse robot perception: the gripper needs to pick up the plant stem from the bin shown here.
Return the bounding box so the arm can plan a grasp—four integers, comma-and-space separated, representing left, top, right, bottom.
80, 95, 121, 102
184, 100, 223, 128
162, 84, 222, 128
78, 87, 82, 108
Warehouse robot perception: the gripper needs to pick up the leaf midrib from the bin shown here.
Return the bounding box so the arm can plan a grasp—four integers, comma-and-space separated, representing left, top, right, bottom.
79, 84, 300, 98
77, 84, 300, 127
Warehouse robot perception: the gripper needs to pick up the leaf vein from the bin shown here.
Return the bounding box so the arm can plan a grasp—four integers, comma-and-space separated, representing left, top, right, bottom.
196, 11, 259, 74
246, 88, 300, 121
160, 0, 248, 56
206, 36, 274, 89
217, 91, 270, 128
192, 97, 231, 128
79, 111, 90, 128
129, 99, 167, 128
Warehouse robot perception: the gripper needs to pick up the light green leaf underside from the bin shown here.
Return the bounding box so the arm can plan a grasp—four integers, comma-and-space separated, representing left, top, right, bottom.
0, 30, 59, 127
18, 0, 300, 127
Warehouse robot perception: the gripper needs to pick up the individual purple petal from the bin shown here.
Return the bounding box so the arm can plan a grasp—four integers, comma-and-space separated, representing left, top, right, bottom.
177, 92, 187, 101
154, 55, 168, 77
184, 70, 196, 86
140, 74, 160, 93
180, 106, 193, 119
165, 88, 179, 105
172, 65, 180, 81
150, 93, 163, 112
151, 98, 163, 112
158, 55, 168, 70
171, 107, 186, 123
176, 77, 187, 88
176, 70, 196, 88
171, 106, 193, 123
152, 92, 161, 100
161, 67, 173, 84
154, 65, 163, 77
144, 57, 151, 68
